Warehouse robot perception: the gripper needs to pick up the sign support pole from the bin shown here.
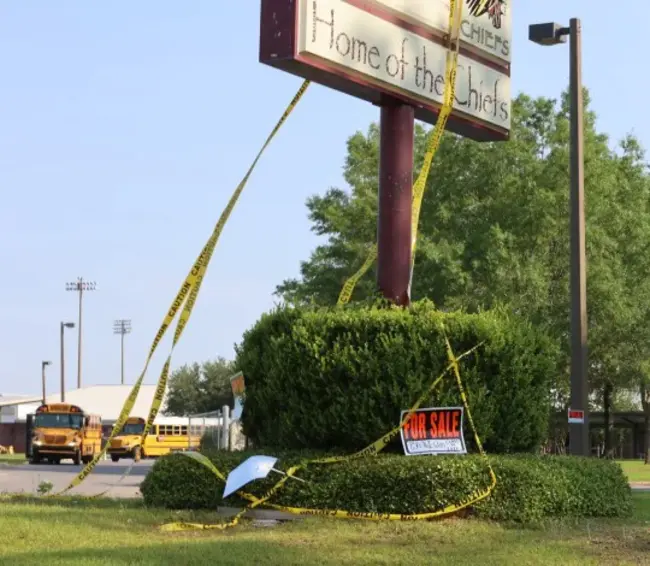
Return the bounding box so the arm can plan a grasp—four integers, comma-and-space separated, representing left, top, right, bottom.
377, 99, 414, 306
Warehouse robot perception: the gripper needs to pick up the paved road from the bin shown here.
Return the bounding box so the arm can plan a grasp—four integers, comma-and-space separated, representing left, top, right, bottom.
0, 460, 153, 497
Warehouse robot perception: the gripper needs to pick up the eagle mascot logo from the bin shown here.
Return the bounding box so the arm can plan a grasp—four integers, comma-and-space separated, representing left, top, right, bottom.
465, 0, 506, 30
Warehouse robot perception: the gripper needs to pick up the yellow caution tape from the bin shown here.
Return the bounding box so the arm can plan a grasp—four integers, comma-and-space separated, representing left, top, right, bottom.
160, 331, 495, 531
50, 79, 310, 496
337, 0, 464, 305
161, 2, 497, 532
407, 0, 464, 294
336, 243, 378, 305
49, 0, 496, 505
159, 451, 282, 532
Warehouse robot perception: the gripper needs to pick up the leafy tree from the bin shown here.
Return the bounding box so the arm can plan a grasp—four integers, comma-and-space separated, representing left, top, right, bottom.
276, 89, 650, 458
164, 357, 236, 416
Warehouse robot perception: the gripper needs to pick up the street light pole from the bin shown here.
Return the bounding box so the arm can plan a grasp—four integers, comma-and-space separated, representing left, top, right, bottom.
66, 277, 96, 390
568, 18, 589, 458
113, 319, 132, 385
529, 18, 589, 457
41, 361, 51, 405
59, 322, 75, 402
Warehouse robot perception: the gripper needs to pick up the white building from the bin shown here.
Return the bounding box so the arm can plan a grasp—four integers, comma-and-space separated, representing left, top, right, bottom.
0, 384, 170, 452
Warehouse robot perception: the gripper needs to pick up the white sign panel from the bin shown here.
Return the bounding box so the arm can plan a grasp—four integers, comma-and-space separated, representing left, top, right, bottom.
369, 0, 511, 64
298, 0, 511, 132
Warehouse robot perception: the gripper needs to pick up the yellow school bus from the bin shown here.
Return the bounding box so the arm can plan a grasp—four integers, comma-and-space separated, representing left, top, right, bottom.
107, 416, 212, 462
30, 403, 102, 465
107, 417, 147, 462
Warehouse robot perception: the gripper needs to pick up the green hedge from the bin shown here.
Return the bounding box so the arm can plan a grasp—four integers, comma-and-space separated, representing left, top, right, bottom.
140, 451, 632, 523
234, 301, 559, 453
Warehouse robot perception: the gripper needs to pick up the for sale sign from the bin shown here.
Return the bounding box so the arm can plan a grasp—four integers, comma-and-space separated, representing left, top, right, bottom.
400, 407, 468, 456
567, 408, 585, 424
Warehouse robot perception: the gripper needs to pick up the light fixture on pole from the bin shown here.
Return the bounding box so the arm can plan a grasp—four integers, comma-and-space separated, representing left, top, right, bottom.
529, 19, 589, 457
65, 277, 96, 389
41, 361, 52, 405
113, 319, 132, 385
60, 322, 75, 402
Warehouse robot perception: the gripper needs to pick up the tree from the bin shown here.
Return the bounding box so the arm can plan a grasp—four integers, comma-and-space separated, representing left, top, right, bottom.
164, 357, 236, 416
603, 135, 650, 461
275, 89, 650, 457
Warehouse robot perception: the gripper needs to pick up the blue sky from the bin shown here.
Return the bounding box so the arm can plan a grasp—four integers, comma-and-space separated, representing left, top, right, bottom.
1, 1, 648, 396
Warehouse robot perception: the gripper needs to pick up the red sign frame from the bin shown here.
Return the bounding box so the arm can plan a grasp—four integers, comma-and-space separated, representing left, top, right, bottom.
259, 0, 510, 142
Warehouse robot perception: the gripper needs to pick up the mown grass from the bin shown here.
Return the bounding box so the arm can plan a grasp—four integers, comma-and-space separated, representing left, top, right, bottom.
0, 453, 26, 465
0, 493, 648, 565
617, 460, 650, 483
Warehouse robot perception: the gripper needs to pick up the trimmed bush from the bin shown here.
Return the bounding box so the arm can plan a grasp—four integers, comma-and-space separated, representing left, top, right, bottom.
234, 301, 559, 453
140, 451, 632, 523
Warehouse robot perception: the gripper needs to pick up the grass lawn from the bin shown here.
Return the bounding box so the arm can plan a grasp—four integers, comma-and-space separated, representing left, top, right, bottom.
0, 453, 26, 465
0, 494, 648, 565
617, 460, 650, 483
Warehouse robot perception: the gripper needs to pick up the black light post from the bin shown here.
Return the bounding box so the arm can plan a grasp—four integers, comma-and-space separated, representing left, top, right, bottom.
529, 19, 589, 457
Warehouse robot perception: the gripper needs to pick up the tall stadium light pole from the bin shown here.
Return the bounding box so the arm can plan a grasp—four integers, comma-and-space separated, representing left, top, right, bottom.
41, 360, 51, 405
529, 19, 589, 457
113, 319, 132, 385
66, 278, 96, 389
60, 322, 75, 402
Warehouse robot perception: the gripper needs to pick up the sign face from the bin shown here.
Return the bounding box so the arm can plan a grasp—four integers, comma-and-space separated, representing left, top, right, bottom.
259, 0, 511, 141
400, 407, 467, 456
230, 372, 246, 420
567, 408, 585, 424
369, 0, 511, 65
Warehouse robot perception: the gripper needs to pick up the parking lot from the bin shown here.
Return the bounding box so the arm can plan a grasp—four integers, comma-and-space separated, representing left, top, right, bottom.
0, 459, 153, 498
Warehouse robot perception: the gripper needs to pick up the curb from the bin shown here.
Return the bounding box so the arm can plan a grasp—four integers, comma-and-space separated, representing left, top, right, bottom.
217, 506, 304, 521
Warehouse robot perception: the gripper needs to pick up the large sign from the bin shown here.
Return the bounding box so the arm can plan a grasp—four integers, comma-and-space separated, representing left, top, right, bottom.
368, 0, 511, 65
400, 407, 468, 455
259, 0, 511, 141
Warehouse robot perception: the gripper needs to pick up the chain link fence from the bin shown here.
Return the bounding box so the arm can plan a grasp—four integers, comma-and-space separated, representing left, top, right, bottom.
187, 407, 231, 451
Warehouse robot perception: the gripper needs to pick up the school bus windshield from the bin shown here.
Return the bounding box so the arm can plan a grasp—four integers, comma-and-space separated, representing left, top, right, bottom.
34, 413, 84, 429
117, 422, 145, 435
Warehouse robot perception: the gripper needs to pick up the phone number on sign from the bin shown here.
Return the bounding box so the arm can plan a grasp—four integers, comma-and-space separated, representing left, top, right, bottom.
406, 439, 465, 454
